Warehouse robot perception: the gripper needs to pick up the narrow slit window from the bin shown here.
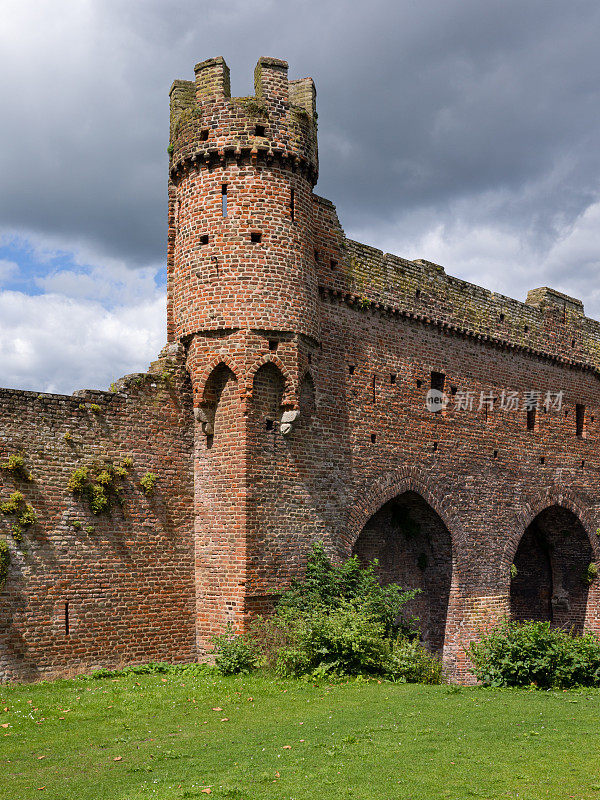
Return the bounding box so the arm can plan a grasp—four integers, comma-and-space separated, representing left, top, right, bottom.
390, 373, 396, 385
265, 418, 274, 431
371, 433, 376, 443
430, 371, 445, 392
64, 602, 70, 637
348, 365, 355, 376
221, 184, 228, 218
290, 188, 295, 222
330, 260, 338, 270
372, 374, 376, 404
314, 249, 320, 262
527, 408, 536, 431
576, 404, 585, 437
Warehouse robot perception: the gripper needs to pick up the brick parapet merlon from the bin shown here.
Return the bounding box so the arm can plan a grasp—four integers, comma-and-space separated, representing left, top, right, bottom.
168, 56, 318, 186
319, 237, 600, 373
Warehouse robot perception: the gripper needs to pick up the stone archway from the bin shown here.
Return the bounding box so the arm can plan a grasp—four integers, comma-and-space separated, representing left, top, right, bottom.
510, 505, 594, 633
352, 490, 453, 655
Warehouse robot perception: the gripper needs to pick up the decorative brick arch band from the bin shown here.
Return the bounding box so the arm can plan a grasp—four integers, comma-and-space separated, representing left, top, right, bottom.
191, 355, 243, 406
501, 486, 600, 568
341, 467, 468, 556
246, 354, 297, 407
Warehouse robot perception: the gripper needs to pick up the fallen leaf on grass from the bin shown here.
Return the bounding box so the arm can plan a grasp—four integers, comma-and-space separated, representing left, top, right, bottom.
113, 756, 123, 762
220, 718, 229, 722
212, 707, 222, 712
161, 679, 168, 683
37, 756, 45, 760
200, 789, 211, 794
1, 724, 9, 729
282, 745, 292, 749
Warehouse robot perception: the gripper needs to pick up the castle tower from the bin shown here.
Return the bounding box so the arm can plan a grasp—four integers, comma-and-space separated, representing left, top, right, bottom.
167, 57, 320, 649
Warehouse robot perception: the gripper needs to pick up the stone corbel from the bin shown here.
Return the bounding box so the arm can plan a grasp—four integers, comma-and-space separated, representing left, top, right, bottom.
280, 408, 300, 436
194, 405, 214, 436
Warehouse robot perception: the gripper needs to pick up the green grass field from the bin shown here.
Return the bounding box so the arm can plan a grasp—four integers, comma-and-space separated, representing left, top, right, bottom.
2, 670, 600, 800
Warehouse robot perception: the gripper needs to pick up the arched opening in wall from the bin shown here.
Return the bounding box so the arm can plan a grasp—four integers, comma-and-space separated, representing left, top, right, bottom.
250, 363, 285, 434
510, 506, 593, 633
353, 491, 453, 655
201, 364, 238, 449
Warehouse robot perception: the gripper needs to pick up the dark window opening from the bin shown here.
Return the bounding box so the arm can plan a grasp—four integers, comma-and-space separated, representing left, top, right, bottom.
268, 339, 278, 351
591, 415, 595, 423
255, 124, 266, 136
200, 234, 209, 245
576, 404, 585, 437
265, 418, 274, 431
330, 260, 338, 270
572, 339, 576, 348
307, 353, 312, 364
416, 379, 422, 388
64, 602, 70, 637
432, 441, 438, 452
493, 450, 498, 459
221, 184, 228, 217
499, 313, 505, 322
348, 365, 355, 376
527, 408, 536, 431
200, 129, 209, 141
565, 408, 569, 417
540, 456, 545, 464
250, 232, 262, 243
524, 325, 529, 333
314, 249, 320, 262
415, 289, 421, 299
450, 385, 458, 395
581, 460, 586, 468
290, 188, 295, 222
371, 433, 376, 443
430, 371, 445, 392
390, 373, 396, 385
372, 374, 376, 404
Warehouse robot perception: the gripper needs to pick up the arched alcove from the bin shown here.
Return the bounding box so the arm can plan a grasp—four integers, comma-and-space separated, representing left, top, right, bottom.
510, 505, 594, 633
201, 363, 238, 449
352, 490, 453, 654
250, 362, 285, 433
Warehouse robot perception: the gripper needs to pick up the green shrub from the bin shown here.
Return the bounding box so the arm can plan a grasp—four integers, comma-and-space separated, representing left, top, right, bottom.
89, 662, 214, 679
212, 625, 257, 676
468, 620, 600, 688
273, 605, 391, 678
278, 542, 419, 637
386, 637, 444, 684
0, 454, 33, 481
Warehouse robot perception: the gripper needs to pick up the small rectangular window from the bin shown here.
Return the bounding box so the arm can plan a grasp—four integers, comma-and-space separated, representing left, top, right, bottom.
221, 185, 227, 218
330, 260, 338, 270
290, 188, 295, 222
430, 371, 445, 392
200, 129, 209, 141
527, 408, 536, 431
255, 124, 266, 137
200, 234, 209, 245
250, 232, 262, 243
390, 374, 396, 385
576, 404, 585, 437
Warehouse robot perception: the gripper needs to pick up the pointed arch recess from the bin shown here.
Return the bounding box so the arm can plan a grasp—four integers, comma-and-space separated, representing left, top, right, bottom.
342, 467, 467, 556
246, 354, 296, 407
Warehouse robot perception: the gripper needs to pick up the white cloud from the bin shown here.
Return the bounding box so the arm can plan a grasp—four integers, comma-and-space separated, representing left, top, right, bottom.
0, 289, 165, 395
0, 260, 18, 285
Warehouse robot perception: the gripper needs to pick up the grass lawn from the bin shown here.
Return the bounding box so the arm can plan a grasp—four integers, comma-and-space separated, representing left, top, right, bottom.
2, 669, 600, 800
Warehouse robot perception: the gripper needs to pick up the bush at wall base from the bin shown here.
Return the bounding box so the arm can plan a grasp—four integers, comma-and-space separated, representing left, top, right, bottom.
467, 620, 600, 688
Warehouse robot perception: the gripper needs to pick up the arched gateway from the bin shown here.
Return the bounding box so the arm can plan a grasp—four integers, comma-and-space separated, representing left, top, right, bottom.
353, 491, 453, 655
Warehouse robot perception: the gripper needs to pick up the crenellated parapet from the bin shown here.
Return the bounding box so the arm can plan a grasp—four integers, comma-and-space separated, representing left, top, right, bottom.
168, 56, 318, 186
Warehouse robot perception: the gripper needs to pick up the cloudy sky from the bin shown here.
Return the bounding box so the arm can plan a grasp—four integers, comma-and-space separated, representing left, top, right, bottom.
1, 0, 600, 393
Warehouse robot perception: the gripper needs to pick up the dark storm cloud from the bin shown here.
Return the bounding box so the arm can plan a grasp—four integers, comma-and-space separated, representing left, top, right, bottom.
1, 0, 600, 283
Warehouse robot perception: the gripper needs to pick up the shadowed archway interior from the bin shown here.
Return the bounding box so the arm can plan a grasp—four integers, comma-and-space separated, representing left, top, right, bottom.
510, 505, 593, 633
352, 491, 453, 655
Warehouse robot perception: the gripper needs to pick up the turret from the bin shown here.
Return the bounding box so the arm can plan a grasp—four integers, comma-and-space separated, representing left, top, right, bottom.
166, 56, 319, 344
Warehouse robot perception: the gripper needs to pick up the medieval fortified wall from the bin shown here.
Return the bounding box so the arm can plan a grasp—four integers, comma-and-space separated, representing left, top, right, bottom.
1, 56, 599, 683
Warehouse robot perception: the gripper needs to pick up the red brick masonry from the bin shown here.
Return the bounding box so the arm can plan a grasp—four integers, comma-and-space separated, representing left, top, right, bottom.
1, 56, 599, 683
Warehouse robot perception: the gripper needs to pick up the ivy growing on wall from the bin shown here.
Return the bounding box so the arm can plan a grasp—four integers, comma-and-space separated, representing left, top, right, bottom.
0, 491, 37, 542
68, 458, 133, 515
0, 538, 9, 590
